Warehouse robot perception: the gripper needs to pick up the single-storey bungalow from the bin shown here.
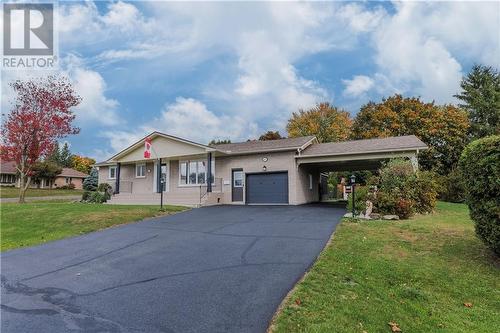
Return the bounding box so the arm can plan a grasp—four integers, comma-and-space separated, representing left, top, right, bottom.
0, 161, 88, 189
95, 132, 427, 206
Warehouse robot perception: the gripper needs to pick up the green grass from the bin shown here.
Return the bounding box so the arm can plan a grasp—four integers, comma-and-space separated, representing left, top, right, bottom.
0, 202, 187, 251
271, 202, 500, 333
0, 186, 84, 198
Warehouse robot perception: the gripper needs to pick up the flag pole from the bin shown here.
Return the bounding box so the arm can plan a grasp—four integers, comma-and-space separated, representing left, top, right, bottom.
145, 137, 163, 210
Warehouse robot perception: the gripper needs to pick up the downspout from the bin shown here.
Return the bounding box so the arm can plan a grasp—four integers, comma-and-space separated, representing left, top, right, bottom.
115, 163, 121, 194
207, 152, 212, 193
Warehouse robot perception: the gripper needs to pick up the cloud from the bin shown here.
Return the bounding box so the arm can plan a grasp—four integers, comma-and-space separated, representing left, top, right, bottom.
101, 97, 259, 155
369, 1, 499, 103
342, 75, 375, 98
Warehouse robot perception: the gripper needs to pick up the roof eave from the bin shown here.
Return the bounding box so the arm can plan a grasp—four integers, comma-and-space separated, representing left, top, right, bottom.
296, 146, 428, 159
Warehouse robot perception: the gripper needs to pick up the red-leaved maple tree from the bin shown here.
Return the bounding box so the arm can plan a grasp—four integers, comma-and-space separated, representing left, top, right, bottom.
1, 76, 81, 203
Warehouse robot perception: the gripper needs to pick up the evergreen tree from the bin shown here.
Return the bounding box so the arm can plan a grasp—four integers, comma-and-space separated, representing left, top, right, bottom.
455, 64, 500, 139
83, 167, 99, 191
59, 142, 72, 167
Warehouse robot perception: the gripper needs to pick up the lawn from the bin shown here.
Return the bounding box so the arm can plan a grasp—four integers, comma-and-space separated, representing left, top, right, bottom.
271, 202, 500, 333
0, 202, 187, 251
0, 186, 84, 198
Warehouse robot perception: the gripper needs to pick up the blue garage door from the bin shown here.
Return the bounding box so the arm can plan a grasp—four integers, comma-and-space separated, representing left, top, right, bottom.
246, 172, 288, 204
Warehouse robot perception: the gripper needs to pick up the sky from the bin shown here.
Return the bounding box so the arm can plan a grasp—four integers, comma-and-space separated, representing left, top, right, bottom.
1, 1, 499, 162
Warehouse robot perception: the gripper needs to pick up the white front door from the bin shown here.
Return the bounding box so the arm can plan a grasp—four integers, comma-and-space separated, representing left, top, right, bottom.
153, 161, 169, 192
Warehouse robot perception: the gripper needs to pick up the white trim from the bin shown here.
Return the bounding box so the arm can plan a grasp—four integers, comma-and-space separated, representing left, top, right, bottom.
135, 163, 146, 178
108, 166, 117, 180
295, 146, 428, 159
178, 158, 215, 187
153, 161, 170, 193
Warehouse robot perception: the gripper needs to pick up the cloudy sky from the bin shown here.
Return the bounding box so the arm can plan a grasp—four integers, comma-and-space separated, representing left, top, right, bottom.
1, 1, 499, 161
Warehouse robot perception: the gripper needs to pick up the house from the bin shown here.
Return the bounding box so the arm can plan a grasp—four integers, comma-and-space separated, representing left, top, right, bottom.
0, 161, 88, 189
95, 131, 427, 206
0, 161, 17, 186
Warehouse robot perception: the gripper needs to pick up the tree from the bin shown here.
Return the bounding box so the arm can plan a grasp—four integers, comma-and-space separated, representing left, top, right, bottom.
59, 142, 73, 167
259, 131, 283, 141
46, 142, 61, 165
0, 76, 81, 203
455, 65, 500, 139
209, 139, 231, 146
31, 161, 62, 189
351, 95, 470, 174
83, 167, 98, 191
459, 135, 500, 255
71, 155, 95, 174
287, 103, 352, 143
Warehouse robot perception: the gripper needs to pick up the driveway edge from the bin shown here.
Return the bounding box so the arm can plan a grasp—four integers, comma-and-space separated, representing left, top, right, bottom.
266, 219, 343, 332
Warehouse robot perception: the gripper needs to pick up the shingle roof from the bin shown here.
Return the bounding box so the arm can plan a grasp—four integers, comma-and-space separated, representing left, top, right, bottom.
0, 161, 17, 174
58, 168, 89, 178
214, 136, 316, 154
300, 135, 427, 157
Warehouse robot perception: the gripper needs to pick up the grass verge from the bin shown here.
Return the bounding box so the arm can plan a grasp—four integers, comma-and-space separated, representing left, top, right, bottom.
270, 202, 500, 333
0, 186, 84, 198
0, 202, 187, 251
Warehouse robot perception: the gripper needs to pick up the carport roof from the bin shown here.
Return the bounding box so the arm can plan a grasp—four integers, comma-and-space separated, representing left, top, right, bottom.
299, 135, 427, 157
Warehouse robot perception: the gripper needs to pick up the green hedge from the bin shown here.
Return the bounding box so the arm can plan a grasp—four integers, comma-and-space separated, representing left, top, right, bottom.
459, 135, 500, 255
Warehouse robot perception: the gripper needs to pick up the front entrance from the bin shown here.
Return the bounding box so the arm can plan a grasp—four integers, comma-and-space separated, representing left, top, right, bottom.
232, 169, 244, 202
246, 172, 289, 204
154, 161, 169, 192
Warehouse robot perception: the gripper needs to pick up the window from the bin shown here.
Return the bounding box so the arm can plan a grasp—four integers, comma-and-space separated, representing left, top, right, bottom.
44, 179, 50, 187
65, 177, 72, 184
136, 163, 146, 178
233, 171, 243, 187
309, 174, 313, 190
179, 159, 215, 185
109, 166, 117, 179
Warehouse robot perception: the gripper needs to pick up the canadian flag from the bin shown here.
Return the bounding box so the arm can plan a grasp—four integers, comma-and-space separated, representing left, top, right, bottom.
144, 137, 152, 158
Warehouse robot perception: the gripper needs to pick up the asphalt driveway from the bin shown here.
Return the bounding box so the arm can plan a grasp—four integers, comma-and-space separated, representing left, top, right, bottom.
1, 204, 344, 333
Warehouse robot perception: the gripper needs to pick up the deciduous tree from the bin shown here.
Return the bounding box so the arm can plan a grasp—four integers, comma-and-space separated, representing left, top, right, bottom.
287, 103, 352, 143
0, 76, 81, 203
259, 131, 283, 141
455, 64, 500, 139
71, 155, 95, 174
351, 95, 469, 174
31, 161, 62, 189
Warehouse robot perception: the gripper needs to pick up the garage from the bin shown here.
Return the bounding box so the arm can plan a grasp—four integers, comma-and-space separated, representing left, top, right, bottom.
246, 172, 289, 204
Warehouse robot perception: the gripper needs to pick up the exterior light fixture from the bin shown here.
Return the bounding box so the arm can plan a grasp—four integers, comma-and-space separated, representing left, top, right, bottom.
262, 165, 267, 171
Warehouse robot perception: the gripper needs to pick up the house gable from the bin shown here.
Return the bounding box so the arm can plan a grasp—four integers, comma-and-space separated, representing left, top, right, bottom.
112, 133, 213, 163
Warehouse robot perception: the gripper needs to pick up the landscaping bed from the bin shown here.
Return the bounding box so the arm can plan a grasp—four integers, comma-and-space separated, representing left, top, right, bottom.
271, 202, 500, 333
1, 202, 187, 251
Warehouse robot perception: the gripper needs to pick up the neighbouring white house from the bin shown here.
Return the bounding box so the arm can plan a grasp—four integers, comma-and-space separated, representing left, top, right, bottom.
95, 131, 427, 206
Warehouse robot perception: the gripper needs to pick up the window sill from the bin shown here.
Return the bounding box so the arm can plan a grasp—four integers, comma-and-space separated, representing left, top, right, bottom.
135, 176, 146, 179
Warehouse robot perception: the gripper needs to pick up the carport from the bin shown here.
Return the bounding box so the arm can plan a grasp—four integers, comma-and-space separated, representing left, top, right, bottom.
295, 135, 428, 200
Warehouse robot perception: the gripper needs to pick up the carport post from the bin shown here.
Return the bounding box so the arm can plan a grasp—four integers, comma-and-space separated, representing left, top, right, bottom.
350, 175, 356, 217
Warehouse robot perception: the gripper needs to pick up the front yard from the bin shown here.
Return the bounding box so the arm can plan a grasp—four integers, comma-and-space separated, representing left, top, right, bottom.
271, 202, 500, 333
0, 186, 83, 198
0, 202, 187, 251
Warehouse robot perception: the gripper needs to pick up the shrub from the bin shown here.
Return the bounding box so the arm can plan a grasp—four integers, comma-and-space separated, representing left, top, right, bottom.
459, 135, 500, 255
81, 190, 91, 202
346, 186, 368, 214
395, 198, 414, 219
97, 183, 113, 200
58, 183, 75, 190
437, 168, 466, 203
411, 171, 439, 214
83, 167, 98, 191
88, 191, 107, 203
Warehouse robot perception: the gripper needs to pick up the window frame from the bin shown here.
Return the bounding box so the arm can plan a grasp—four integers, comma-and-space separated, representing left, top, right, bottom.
233, 171, 244, 188
179, 159, 215, 186
108, 166, 117, 180
135, 163, 146, 178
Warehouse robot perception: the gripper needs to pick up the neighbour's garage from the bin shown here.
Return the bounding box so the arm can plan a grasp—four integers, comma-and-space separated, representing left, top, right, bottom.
246, 172, 288, 204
